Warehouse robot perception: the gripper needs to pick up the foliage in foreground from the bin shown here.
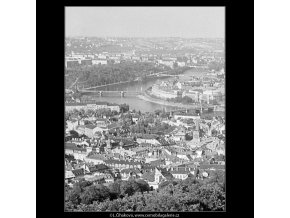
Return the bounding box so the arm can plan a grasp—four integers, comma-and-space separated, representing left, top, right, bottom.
65, 176, 225, 212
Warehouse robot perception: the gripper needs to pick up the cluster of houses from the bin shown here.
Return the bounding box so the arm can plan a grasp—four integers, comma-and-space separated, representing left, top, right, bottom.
65, 104, 225, 189
151, 72, 225, 103
65, 37, 225, 70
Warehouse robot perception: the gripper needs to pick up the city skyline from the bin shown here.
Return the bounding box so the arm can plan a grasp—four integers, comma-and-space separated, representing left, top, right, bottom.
65, 7, 225, 38
65, 7, 226, 212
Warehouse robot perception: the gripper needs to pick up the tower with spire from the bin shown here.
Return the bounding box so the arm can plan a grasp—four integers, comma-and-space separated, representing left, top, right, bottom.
192, 119, 201, 142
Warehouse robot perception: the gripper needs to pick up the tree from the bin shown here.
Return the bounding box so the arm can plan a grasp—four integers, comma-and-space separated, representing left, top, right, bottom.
108, 180, 122, 200
80, 184, 110, 205
120, 181, 138, 197
66, 187, 82, 205
136, 180, 150, 193
73, 179, 93, 191
195, 183, 225, 211
69, 130, 79, 138
185, 133, 193, 141
65, 176, 226, 212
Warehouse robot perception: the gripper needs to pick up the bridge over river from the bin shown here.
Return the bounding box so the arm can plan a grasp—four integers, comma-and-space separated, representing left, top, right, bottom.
78, 89, 141, 97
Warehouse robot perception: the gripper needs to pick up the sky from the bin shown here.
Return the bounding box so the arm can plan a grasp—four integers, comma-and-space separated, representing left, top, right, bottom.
65, 7, 225, 38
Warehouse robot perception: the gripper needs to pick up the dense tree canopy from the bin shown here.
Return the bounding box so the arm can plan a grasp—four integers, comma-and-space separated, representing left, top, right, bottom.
65, 175, 225, 212
66, 62, 165, 88
65, 62, 191, 89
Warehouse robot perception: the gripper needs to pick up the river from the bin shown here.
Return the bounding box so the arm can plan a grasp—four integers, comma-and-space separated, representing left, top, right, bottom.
82, 69, 224, 113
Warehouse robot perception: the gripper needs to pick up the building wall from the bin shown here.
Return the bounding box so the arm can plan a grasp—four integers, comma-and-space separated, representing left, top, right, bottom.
92, 59, 107, 65
81, 59, 92, 66
177, 62, 186, 67
152, 85, 180, 99
174, 114, 200, 120
84, 157, 105, 165
66, 60, 79, 68
182, 91, 200, 102
173, 174, 188, 180
85, 128, 94, 138
65, 104, 120, 112
73, 152, 87, 160
67, 121, 78, 131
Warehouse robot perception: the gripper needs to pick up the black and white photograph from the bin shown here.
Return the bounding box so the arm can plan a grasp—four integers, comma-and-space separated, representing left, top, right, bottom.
64, 6, 225, 212
4, 0, 280, 217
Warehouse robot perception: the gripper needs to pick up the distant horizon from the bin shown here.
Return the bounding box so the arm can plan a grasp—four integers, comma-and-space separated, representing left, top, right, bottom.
66, 7, 225, 38
65, 35, 224, 39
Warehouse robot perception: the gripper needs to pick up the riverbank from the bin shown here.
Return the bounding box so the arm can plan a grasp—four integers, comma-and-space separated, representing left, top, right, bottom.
138, 91, 201, 109
138, 89, 225, 112
79, 66, 225, 113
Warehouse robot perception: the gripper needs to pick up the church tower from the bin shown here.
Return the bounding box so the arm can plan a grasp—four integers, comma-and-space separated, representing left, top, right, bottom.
106, 139, 111, 149
192, 119, 201, 142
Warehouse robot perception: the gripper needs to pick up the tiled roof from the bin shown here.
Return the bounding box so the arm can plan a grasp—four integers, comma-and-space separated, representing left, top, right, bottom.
171, 171, 190, 175
96, 118, 107, 122
107, 123, 121, 129
73, 163, 85, 169
199, 164, 225, 170
150, 159, 165, 166
85, 124, 97, 129
88, 166, 97, 172
141, 163, 155, 170
86, 162, 95, 167
95, 102, 109, 105
77, 125, 86, 129
141, 171, 155, 182
104, 159, 141, 166
170, 167, 194, 175
159, 168, 173, 180
186, 155, 193, 161
66, 102, 87, 106
120, 139, 136, 146
86, 174, 113, 181
87, 154, 106, 160
65, 170, 75, 179
131, 147, 148, 153
72, 168, 84, 177
65, 164, 73, 171
68, 119, 78, 123
120, 168, 141, 174
95, 164, 110, 171
139, 134, 158, 139
65, 143, 87, 152
85, 176, 105, 182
